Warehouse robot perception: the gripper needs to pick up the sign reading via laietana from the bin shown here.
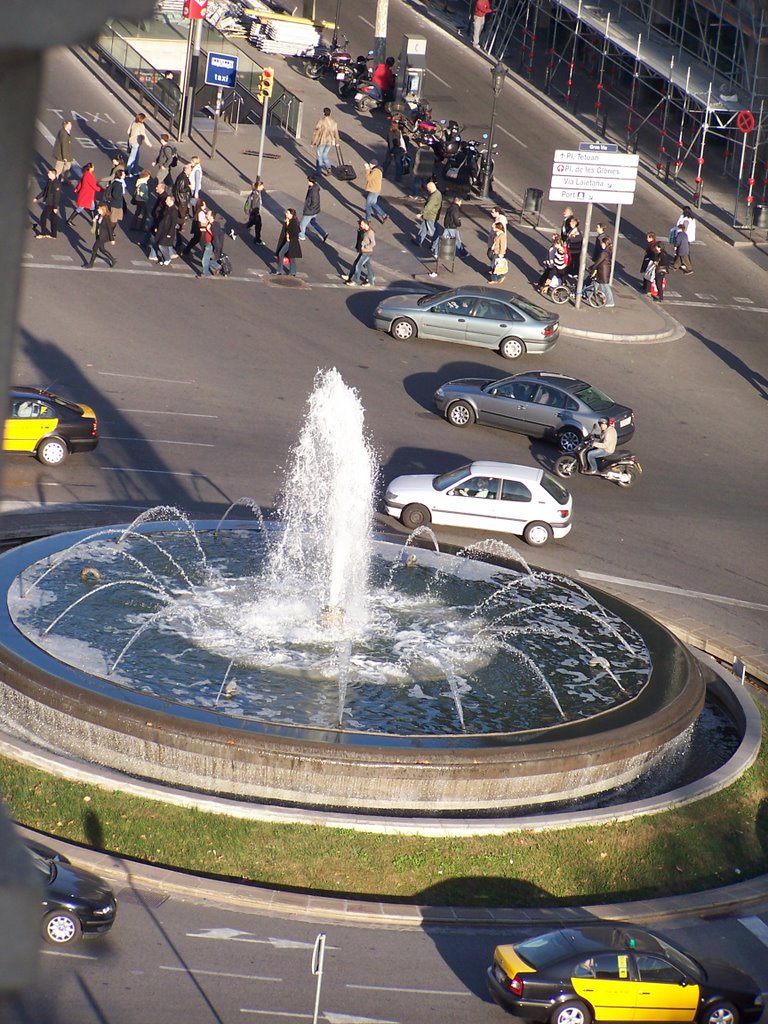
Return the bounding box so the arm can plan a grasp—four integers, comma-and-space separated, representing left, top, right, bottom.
549, 147, 639, 205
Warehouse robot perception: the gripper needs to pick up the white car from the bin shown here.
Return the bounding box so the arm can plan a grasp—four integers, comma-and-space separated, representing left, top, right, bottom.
384, 461, 573, 546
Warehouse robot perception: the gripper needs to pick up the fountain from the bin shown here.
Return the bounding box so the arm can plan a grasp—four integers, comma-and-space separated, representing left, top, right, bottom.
0, 369, 714, 814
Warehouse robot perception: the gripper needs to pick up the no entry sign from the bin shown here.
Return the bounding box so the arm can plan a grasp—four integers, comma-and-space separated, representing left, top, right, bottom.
736, 110, 756, 133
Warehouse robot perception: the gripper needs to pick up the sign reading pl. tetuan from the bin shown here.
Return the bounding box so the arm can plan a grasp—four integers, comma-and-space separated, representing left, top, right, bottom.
549, 148, 640, 205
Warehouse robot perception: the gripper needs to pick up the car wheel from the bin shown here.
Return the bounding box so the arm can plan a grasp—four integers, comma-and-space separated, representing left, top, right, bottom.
36, 436, 69, 466
401, 503, 431, 531
499, 337, 525, 360
553, 454, 578, 478
41, 909, 81, 945
700, 1003, 739, 1024
616, 465, 640, 488
551, 1000, 592, 1024
557, 427, 583, 453
523, 521, 553, 547
391, 317, 417, 341
550, 285, 570, 304
446, 401, 475, 427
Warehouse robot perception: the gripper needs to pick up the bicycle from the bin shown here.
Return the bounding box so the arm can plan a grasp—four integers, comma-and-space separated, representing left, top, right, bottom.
548, 273, 607, 307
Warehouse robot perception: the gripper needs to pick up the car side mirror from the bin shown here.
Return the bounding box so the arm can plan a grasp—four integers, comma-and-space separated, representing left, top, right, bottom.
488, 388, 497, 396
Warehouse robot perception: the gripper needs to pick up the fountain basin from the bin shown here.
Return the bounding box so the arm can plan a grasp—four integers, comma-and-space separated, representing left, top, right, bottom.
0, 525, 706, 814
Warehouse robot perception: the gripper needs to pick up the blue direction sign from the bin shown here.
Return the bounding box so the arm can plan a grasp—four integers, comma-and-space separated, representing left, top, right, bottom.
205, 52, 238, 88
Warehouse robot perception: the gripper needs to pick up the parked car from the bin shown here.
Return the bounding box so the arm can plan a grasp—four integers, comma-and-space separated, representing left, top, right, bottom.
373, 286, 559, 360
384, 460, 572, 546
26, 839, 117, 945
4, 387, 99, 465
433, 371, 635, 453
487, 924, 764, 1024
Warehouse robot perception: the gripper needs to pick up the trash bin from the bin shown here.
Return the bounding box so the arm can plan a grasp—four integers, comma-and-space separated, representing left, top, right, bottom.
521, 187, 544, 225
412, 147, 437, 181
437, 234, 456, 272
754, 205, 768, 229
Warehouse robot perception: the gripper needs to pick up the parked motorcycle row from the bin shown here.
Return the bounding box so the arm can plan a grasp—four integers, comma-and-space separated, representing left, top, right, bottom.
301, 46, 496, 195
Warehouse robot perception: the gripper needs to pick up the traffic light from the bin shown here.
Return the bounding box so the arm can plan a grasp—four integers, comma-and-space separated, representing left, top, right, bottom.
258, 67, 275, 100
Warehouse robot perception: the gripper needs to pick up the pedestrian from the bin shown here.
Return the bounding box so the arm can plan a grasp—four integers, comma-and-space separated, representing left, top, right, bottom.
244, 180, 265, 244
671, 220, 693, 274
363, 159, 388, 223
640, 231, 657, 292
489, 205, 508, 249
144, 181, 167, 251
67, 162, 101, 227
299, 175, 329, 242
106, 168, 127, 227
472, 0, 493, 46
675, 204, 696, 243
344, 218, 376, 287
183, 197, 208, 256
588, 236, 615, 306
382, 118, 406, 182
592, 221, 607, 260
157, 71, 180, 122
189, 155, 203, 201
84, 203, 116, 268
431, 196, 467, 263
488, 221, 508, 283
99, 155, 127, 190
35, 169, 62, 239
564, 216, 583, 272
151, 195, 179, 265
311, 107, 341, 175
275, 208, 302, 276
173, 163, 193, 238
651, 241, 672, 301
153, 133, 177, 185
130, 170, 152, 232
536, 234, 568, 294
560, 206, 574, 242
126, 112, 152, 175
413, 180, 442, 247
52, 119, 73, 178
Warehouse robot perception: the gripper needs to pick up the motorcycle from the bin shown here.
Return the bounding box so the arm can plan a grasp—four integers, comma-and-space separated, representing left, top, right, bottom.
302, 40, 354, 82
553, 435, 642, 488
337, 53, 371, 98
442, 135, 495, 192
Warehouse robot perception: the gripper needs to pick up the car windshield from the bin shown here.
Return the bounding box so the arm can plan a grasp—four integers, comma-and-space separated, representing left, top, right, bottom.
574, 384, 615, 412
417, 288, 462, 307
28, 848, 54, 882
433, 465, 472, 491
540, 472, 570, 505
507, 296, 552, 320
515, 930, 602, 969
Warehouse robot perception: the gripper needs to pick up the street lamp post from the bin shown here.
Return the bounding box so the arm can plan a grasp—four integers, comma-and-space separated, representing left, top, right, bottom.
331, 0, 343, 48
481, 59, 507, 200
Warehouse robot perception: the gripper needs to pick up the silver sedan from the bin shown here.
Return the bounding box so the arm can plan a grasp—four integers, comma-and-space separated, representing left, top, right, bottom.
373, 286, 560, 360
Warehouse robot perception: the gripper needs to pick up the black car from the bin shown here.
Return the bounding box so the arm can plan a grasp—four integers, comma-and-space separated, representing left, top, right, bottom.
433, 371, 635, 453
27, 839, 117, 945
487, 925, 764, 1024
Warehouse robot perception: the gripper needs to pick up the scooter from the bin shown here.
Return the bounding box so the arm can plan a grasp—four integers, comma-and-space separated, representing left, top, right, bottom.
302, 40, 353, 81
337, 54, 371, 98
553, 435, 642, 488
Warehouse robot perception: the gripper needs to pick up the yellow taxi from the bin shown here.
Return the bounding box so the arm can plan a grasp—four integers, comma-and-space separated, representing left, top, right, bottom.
4, 387, 98, 466
487, 926, 763, 1024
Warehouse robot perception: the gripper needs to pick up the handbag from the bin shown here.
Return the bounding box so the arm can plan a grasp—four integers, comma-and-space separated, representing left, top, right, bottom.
643, 263, 656, 281
494, 256, 509, 275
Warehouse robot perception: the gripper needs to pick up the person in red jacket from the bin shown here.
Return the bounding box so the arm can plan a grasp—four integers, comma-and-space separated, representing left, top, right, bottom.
472, 0, 493, 47
372, 57, 396, 102
67, 163, 102, 227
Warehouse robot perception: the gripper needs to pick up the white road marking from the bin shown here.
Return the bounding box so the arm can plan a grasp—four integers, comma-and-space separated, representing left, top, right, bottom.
41, 948, 97, 960
325, 1015, 400, 1024
36, 119, 55, 144
734, 296, 753, 303
52, 254, 74, 261
358, 15, 375, 28
241, 1011, 310, 1018
187, 928, 323, 950
98, 371, 196, 384
693, 292, 717, 300
666, 301, 768, 312
739, 916, 768, 946
101, 436, 215, 447
102, 467, 211, 477
427, 68, 452, 89
347, 984, 468, 997
118, 408, 218, 418
497, 123, 528, 148
576, 570, 768, 611
160, 965, 282, 981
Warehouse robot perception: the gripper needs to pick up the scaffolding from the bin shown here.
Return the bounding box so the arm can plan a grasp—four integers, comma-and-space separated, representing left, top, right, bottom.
483, 0, 768, 228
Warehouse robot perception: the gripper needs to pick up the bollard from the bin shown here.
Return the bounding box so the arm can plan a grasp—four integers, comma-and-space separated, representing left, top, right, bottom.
520, 187, 544, 226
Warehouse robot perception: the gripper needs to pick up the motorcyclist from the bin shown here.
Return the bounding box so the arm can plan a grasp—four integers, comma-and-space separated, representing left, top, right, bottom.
586, 418, 617, 474
372, 56, 397, 102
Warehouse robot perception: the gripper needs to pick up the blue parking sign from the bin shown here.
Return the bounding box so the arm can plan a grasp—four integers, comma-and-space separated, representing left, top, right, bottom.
205, 52, 238, 88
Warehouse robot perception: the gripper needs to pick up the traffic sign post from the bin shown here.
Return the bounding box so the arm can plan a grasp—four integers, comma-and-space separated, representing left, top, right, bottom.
311, 932, 326, 1024
205, 52, 238, 158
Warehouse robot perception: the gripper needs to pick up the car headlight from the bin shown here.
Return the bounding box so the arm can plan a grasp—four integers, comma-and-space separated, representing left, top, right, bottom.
434, 387, 445, 398
94, 903, 115, 916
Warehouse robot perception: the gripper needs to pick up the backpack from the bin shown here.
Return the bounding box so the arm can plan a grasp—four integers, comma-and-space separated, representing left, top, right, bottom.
219, 254, 232, 277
